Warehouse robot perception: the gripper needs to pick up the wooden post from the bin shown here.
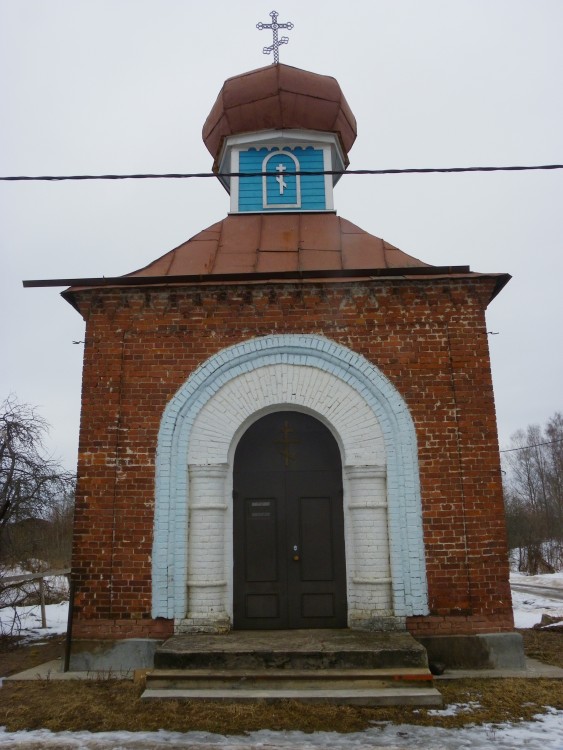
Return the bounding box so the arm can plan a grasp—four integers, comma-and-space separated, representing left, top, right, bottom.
39, 577, 47, 628
63, 578, 75, 672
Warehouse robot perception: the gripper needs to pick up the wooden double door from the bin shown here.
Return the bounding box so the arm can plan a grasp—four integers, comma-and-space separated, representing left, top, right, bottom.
233, 411, 347, 629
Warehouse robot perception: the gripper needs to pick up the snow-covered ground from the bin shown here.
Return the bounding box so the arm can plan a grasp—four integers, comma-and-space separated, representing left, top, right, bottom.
0, 600, 69, 641
511, 571, 563, 628
1, 713, 563, 749
0, 569, 69, 640
511, 571, 563, 592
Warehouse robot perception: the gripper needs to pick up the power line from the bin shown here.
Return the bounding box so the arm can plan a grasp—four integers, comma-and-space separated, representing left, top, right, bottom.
1, 164, 563, 182
500, 437, 563, 454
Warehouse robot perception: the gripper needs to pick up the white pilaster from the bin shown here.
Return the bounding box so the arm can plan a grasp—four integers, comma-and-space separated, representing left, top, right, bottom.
182, 463, 230, 632
345, 465, 394, 626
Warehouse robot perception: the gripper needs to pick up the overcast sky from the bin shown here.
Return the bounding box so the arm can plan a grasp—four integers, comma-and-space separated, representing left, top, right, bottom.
1, 0, 562, 470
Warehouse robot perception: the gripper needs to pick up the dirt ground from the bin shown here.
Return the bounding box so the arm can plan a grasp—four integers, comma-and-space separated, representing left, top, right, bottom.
0, 631, 562, 734
0, 633, 66, 677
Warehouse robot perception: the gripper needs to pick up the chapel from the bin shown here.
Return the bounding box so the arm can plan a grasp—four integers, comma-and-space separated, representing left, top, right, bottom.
60, 61, 522, 670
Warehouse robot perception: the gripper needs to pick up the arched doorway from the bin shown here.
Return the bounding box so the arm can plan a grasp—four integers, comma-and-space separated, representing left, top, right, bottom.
233, 411, 347, 629
153, 334, 429, 630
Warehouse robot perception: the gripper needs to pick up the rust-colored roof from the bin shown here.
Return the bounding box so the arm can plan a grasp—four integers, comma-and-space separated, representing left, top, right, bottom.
202, 64, 357, 166
126, 213, 430, 278
48, 211, 509, 308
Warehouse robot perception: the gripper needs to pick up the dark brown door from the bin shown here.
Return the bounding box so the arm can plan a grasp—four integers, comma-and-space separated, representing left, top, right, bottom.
233, 411, 347, 629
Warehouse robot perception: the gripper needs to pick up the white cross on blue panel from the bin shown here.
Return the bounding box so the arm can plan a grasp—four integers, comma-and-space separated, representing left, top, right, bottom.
237, 146, 326, 213
264, 152, 300, 208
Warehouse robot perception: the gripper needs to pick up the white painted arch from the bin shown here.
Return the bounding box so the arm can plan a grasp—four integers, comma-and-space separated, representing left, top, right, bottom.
152, 334, 428, 630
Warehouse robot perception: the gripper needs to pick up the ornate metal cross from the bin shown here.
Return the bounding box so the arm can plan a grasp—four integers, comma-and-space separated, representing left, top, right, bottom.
256, 10, 294, 64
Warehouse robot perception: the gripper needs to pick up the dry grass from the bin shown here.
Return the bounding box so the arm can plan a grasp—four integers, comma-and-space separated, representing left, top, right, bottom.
0, 631, 562, 734
0, 678, 562, 734
518, 628, 563, 668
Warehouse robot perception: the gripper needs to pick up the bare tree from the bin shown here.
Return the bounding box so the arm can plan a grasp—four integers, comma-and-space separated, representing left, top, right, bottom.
0, 395, 74, 567
546, 412, 563, 531
503, 412, 563, 573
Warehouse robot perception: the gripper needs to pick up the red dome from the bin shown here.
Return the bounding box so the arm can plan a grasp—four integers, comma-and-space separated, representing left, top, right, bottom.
202, 64, 357, 167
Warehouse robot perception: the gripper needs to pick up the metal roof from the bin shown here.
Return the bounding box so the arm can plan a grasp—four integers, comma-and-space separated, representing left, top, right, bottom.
125, 213, 430, 278
23, 213, 510, 308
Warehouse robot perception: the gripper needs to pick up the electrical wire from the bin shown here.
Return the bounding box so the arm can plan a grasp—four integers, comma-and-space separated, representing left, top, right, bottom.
500, 437, 563, 453
1, 164, 563, 181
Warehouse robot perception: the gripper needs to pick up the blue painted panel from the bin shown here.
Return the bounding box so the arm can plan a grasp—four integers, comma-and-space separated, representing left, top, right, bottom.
238, 146, 327, 212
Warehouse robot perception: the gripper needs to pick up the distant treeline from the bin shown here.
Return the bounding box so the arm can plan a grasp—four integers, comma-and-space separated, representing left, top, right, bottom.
503, 412, 563, 574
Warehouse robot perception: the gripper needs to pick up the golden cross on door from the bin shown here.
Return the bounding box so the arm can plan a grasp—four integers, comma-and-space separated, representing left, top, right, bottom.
274, 420, 300, 468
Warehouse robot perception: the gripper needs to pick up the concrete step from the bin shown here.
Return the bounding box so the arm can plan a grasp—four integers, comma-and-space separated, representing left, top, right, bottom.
147, 630, 441, 706
141, 686, 443, 706
154, 630, 428, 671
143, 666, 442, 706
146, 666, 434, 690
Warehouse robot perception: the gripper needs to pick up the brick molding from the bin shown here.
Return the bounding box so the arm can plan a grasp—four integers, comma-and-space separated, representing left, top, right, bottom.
152, 334, 428, 628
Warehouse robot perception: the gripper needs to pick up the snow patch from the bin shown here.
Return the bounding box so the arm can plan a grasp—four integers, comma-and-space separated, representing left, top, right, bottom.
510, 572, 563, 628
511, 571, 563, 590
0, 711, 563, 749
427, 700, 481, 716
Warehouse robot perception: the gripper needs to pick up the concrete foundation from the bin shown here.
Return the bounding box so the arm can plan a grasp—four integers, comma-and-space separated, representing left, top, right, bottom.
68, 631, 526, 674
416, 632, 526, 670
69, 639, 161, 672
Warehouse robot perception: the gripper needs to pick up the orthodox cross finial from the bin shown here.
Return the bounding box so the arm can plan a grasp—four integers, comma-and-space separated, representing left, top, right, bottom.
256, 10, 294, 64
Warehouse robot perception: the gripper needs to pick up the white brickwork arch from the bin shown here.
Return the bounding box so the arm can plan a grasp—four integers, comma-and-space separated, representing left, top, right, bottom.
152, 334, 428, 630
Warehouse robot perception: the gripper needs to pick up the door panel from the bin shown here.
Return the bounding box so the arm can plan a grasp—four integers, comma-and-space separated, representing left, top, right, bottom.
286, 471, 347, 628
244, 498, 278, 582
233, 412, 346, 630
298, 496, 334, 581
245, 594, 279, 619
302, 593, 335, 618
233, 472, 287, 628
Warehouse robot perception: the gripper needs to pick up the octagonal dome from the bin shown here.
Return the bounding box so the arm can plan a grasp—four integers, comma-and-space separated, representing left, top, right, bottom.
202, 63, 357, 168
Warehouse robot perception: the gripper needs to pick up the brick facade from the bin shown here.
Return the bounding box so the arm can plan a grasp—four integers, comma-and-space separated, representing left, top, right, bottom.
70, 276, 513, 639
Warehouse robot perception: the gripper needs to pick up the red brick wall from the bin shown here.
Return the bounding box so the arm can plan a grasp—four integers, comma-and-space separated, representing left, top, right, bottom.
70, 278, 513, 639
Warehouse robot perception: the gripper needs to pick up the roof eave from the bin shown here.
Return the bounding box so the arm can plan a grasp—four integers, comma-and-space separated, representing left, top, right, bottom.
20, 266, 510, 312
